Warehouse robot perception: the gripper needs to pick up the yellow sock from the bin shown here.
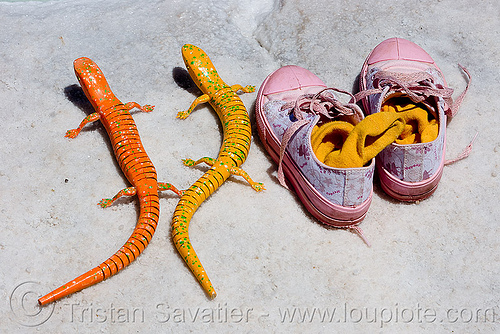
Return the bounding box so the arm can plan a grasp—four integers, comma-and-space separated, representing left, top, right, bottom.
310, 112, 405, 168
311, 121, 353, 163
381, 99, 438, 144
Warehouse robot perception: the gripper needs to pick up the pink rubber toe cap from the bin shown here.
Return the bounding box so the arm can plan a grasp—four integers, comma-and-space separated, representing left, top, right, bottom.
261, 65, 326, 95
367, 37, 435, 65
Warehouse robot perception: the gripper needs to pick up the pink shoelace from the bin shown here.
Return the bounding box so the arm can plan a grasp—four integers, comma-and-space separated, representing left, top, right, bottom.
352, 65, 476, 164
277, 88, 363, 188
276, 88, 371, 246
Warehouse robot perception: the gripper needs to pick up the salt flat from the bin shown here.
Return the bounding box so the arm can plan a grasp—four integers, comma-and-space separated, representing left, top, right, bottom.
1, 0, 498, 332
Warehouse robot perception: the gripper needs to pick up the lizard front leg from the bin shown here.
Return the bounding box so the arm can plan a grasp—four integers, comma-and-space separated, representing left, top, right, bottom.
176, 94, 210, 119
65, 112, 101, 138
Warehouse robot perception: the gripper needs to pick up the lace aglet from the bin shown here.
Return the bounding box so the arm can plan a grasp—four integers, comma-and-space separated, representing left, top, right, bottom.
444, 131, 478, 165
350, 225, 371, 247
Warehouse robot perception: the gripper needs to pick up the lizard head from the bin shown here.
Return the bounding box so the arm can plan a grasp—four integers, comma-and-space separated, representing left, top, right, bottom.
182, 44, 223, 94
73, 57, 118, 112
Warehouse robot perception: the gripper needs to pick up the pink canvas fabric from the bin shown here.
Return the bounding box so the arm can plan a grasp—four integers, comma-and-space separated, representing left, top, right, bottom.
256, 65, 374, 235
356, 37, 471, 201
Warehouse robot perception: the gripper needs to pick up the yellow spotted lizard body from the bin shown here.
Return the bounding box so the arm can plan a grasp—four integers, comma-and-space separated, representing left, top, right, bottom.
172, 44, 264, 299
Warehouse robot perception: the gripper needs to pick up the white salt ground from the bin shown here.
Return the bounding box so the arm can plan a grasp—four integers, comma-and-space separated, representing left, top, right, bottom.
0, 0, 499, 333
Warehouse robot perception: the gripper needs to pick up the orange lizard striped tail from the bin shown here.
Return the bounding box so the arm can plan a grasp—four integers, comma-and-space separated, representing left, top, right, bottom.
39, 188, 159, 306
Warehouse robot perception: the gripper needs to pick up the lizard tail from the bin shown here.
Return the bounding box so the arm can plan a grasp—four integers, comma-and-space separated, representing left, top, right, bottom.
171, 167, 229, 299
38, 192, 159, 306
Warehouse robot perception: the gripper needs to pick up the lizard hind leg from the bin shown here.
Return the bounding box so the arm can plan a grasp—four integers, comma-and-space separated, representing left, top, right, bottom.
158, 182, 184, 196
230, 84, 255, 94
123, 102, 155, 113
98, 187, 137, 208
229, 166, 266, 191
182, 157, 215, 167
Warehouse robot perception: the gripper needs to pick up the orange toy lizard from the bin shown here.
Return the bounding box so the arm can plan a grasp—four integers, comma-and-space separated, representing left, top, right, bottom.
38, 57, 182, 305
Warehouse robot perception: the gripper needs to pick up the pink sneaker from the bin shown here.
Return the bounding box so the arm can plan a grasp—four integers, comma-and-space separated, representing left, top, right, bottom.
356, 37, 471, 201
255, 65, 373, 238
